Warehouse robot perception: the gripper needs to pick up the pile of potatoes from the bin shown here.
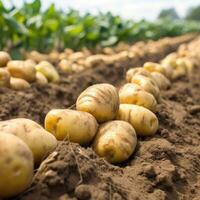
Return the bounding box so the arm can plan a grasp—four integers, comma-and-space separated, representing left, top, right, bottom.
0, 118, 57, 199
0, 51, 60, 90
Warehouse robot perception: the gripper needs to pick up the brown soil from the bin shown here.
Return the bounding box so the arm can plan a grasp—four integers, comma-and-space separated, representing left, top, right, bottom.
0, 35, 199, 200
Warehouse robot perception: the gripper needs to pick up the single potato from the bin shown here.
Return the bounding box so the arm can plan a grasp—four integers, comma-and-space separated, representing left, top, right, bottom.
45, 109, 98, 145
35, 61, 60, 82
131, 75, 161, 102
36, 71, 48, 85
10, 77, 31, 90
93, 120, 137, 163
172, 58, 188, 79
0, 51, 11, 67
25, 50, 48, 63
76, 83, 119, 122
143, 62, 167, 76
0, 132, 33, 198
0, 68, 10, 87
7, 60, 36, 82
151, 72, 171, 90
126, 67, 153, 82
58, 59, 73, 73
119, 83, 157, 112
116, 104, 159, 136
0, 118, 57, 165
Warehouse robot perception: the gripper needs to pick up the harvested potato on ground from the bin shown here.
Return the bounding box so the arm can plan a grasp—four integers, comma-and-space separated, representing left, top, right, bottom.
131, 75, 161, 102
10, 77, 31, 90
119, 83, 157, 112
58, 59, 73, 73
0, 132, 33, 198
7, 60, 36, 82
172, 58, 188, 79
143, 62, 167, 76
36, 71, 48, 85
45, 109, 98, 145
35, 61, 60, 82
0, 68, 10, 87
93, 120, 137, 163
151, 72, 171, 90
116, 104, 159, 136
69, 52, 85, 61
76, 83, 119, 122
0, 118, 57, 165
72, 63, 84, 73
48, 50, 60, 63
0, 51, 11, 67
84, 55, 110, 68
25, 50, 48, 63
126, 67, 153, 82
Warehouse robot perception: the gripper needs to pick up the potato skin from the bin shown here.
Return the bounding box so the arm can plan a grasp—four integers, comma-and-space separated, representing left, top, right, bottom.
10, 77, 31, 90
116, 104, 159, 136
36, 71, 48, 85
58, 59, 73, 73
7, 60, 36, 82
45, 109, 98, 145
0, 51, 11, 67
35, 61, 60, 82
119, 83, 157, 112
76, 83, 119, 122
93, 120, 137, 163
0, 118, 57, 165
131, 75, 160, 102
0, 68, 10, 87
0, 132, 33, 198
126, 67, 153, 82
151, 72, 171, 90
143, 62, 166, 76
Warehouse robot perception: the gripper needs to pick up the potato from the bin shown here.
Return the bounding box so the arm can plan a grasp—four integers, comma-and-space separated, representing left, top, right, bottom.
0, 68, 10, 87
0, 51, 11, 67
119, 83, 157, 112
45, 109, 98, 145
25, 50, 48, 63
72, 63, 84, 73
0, 132, 33, 198
76, 83, 119, 122
7, 60, 36, 82
35, 61, 60, 82
69, 52, 85, 61
116, 104, 159, 136
35, 71, 48, 85
126, 67, 153, 82
84, 55, 110, 68
93, 120, 137, 163
131, 75, 161, 102
171, 58, 188, 79
151, 72, 171, 90
0, 118, 57, 165
58, 59, 73, 73
48, 50, 60, 63
10, 77, 31, 90
143, 62, 167, 76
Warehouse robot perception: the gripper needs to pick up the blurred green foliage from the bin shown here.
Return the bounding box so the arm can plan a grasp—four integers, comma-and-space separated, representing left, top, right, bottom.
1, 0, 200, 53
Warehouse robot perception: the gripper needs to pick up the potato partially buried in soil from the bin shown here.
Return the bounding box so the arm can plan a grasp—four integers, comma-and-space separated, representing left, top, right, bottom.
0, 132, 34, 199
0, 118, 57, 165
76, 83, 119, 122
0, 68, 11, 87
119, 83, 157, 112
116, 104, 159, 136
93, 120, 137, 163
45, 109, 98, 145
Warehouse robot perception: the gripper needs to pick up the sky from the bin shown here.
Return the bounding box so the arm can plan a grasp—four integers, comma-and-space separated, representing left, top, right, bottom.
2, 0, 200, 20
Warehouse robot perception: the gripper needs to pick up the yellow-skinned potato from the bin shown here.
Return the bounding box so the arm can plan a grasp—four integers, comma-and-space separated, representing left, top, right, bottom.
131, 75, 161, 102
116, 104, 159, 136
25, 50, 48, 63
126, 67, 153, 82
182, 58, 195, 72
0, 132, 33, 198
7, 60, 36, 82
35, 71, 48, 85
0, 118, 57, 165
119, 83, 157, 112
0, 68, 10, 87
143, 62, 167, 76
35, 61, 60, 82
0, 51, 11, 67
10, 77, 31, 90
45, 109, 98, 145
58, 59, 73, 73
151, 72, 171, 90
172, 58, 188, 79
76, 83, 119, 122
72, 63, 84, 73
93, 120, 137, 163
